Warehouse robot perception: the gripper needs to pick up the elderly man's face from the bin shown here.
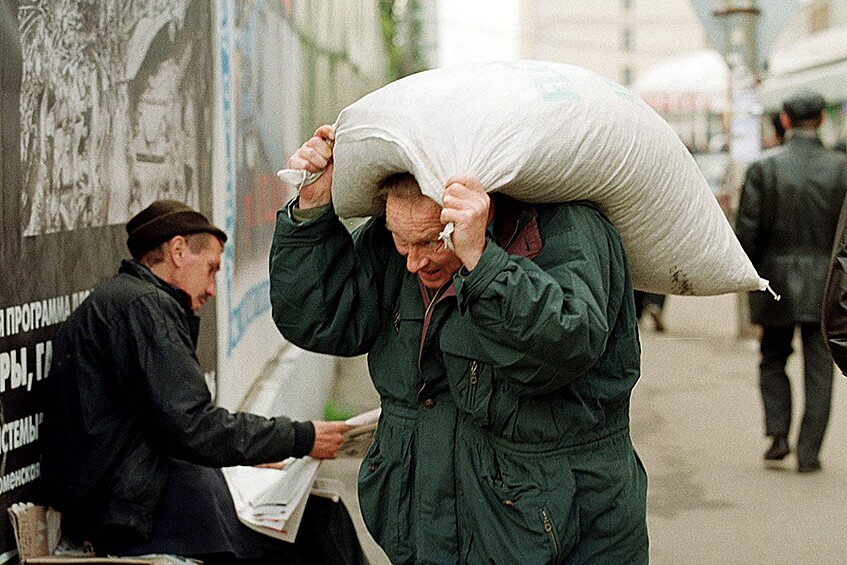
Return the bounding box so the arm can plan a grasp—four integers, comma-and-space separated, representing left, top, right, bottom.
170, 234, 223, 312
386, 194, 464, 290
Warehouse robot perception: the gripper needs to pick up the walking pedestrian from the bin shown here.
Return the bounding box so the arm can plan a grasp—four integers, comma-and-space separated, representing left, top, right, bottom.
269, 125, 648, 563
735, 90, 847, 473
634, 291, 667, 332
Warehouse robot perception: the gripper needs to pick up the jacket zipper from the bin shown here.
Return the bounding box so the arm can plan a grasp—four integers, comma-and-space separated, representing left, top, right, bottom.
541, 508, 560, 558
418, 285, 449, 369
469, 360, 479, 405
424, 285, 446, 320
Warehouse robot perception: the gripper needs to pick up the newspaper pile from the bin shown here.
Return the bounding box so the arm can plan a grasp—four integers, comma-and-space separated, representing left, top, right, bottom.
223, 457, 321, 543
223, 407, 381, 542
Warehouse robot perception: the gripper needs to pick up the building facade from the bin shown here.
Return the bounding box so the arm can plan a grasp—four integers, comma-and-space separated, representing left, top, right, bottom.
760, 0, 847, 146
518, 0, 711, 86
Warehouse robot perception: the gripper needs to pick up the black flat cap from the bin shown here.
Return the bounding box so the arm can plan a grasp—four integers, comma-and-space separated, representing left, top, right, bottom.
782, 90, 826, 122
126, 199, 227, 259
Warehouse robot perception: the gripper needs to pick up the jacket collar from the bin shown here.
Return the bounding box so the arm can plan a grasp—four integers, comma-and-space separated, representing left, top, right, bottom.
490, 194, 543, 260
786, 130, 823, 147
119, 260, 195, 315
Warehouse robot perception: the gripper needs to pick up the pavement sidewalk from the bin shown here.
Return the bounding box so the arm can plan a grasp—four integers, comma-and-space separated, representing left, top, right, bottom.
635, 293, 847, 564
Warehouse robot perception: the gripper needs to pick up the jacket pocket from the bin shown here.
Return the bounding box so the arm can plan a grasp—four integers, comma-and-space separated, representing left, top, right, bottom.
540, 507, 561, 559
457, 431, 579, 563
444, 354, 493, 426
357, 414, 415, 563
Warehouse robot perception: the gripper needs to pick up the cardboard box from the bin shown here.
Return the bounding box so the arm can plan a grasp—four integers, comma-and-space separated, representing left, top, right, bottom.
25, 558, 171, 564
7, 503, 180, 564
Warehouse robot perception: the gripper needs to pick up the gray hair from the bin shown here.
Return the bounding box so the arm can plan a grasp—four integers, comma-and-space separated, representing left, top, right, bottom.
374, 172, 422, 208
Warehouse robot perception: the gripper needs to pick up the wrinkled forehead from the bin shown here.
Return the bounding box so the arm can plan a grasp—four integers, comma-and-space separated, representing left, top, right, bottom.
385, 194, 443, 240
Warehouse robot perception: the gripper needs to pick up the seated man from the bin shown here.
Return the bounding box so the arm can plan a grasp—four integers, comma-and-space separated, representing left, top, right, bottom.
41, 200, 364, 564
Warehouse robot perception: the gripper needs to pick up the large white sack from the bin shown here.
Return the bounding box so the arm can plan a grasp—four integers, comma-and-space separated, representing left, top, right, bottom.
329, 60, 767, 296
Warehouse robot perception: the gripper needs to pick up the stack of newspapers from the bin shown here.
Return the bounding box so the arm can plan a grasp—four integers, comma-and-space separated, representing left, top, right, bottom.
223, 407, 380, 542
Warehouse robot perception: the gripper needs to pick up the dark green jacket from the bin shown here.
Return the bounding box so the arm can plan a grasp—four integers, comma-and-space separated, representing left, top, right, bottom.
270, 196, 641, 563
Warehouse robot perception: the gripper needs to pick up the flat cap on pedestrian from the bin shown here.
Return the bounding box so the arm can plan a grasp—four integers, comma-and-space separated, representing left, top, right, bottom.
782, 90, 826, 122
126, 199, 227, 259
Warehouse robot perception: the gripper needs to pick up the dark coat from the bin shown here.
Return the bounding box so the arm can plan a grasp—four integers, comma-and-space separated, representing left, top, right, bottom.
41, 260, 312, 541
824, 196, 847, 374
735, 134, 847, 325
270, 197, 645, 563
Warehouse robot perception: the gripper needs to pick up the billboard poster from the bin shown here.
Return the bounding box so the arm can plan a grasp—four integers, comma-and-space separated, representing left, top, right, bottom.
0, 0, 214, 556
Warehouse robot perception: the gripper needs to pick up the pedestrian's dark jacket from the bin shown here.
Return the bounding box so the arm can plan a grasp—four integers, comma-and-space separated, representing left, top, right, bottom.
823, 194, 847, 374
269, 195, 644, 563
41, 260, 314, 541
735, 133, 847, 325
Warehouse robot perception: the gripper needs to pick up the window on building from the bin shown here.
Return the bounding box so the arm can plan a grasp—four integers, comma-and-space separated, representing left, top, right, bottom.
808, 0, 831, 33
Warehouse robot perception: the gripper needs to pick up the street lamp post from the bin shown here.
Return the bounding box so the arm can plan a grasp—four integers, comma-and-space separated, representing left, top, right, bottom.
688, 0, 798, 338
713, 1, 763, 169
713, 0, 763, 340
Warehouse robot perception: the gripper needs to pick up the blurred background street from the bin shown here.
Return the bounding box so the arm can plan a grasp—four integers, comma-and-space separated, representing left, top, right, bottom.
323, 291, 847, 564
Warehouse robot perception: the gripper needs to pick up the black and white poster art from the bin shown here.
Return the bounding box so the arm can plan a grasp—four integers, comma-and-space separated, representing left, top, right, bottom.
0, 0, 215, 556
